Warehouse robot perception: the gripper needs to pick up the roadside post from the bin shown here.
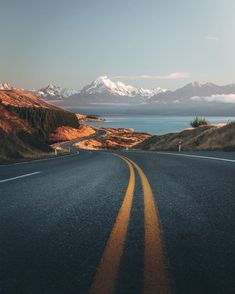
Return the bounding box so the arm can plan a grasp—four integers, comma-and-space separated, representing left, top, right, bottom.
68, 146, 71, 153
179, 140, 182, 153
55, 148, 58, 156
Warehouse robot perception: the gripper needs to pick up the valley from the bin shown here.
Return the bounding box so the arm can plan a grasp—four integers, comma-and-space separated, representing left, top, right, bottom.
1, 79, 235, 163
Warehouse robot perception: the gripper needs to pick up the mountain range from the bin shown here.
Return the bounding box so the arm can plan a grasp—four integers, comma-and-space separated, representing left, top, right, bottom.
1, 77, 235, 114
149, 81, 235, 104
37, 84, 79, 100
78, 75, 165, 100
34, 76, 235, 106
34, 76, 166, 104
0, 83, 12, 91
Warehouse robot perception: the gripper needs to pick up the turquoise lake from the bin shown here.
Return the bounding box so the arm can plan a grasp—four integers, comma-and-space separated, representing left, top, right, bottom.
86, 115, 235, 135
70, 107, 235, 135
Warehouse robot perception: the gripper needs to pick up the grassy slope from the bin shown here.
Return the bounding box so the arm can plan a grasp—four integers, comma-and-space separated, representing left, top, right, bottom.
8, 106, 79, 142
0, 128, 52, 162
135, 123, 235, 151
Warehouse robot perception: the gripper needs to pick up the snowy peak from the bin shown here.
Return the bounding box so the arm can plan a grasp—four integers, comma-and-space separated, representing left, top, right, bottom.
93, 75, 111, 87
35, 76, 166, 103
0, 83, 12, 90
80, 75, 166, 98
191, 81, 202, 88
37, 84, 79, 100
83, 75, 123, 95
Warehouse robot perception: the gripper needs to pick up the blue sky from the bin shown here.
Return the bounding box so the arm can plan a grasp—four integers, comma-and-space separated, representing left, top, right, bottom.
0, 0, 235, 90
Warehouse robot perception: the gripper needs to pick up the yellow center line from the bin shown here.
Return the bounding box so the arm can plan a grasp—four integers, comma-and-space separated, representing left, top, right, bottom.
122, 155, 170, 294
89, 155, 135, 294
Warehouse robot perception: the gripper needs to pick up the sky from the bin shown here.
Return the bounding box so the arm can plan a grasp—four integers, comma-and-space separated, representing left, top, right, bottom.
0, 0, 235, 90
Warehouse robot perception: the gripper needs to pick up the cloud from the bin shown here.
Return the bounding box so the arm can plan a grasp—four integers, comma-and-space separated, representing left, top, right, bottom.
113, 72, 191, 81
191, 94, 235, 103
206, 36, 219, 41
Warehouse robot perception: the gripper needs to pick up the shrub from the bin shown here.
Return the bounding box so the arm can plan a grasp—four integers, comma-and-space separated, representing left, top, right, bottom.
227, 120, 235, 126
190, 117, 209, 128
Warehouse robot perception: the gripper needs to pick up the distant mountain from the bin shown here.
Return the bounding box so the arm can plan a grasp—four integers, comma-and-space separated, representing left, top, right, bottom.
36, 76, 166, 105
0, 83, 12, 90
37, 84, 79, 100
37, 78, 235, 109
79, 75, 165, 99
4, 78, 235, 115
149, 81, 235, 103
63, 75, 166, 105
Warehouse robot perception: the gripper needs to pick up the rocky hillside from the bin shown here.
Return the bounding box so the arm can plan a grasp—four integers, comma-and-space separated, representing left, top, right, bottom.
135, 123, 235, 151
74, 127, 151, 150
49, 125, 95, 143
0, 88, 54, 108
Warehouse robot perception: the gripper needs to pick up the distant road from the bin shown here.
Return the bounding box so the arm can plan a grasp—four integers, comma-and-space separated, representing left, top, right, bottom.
0, 151, 235, 293
59, 129, 107, 151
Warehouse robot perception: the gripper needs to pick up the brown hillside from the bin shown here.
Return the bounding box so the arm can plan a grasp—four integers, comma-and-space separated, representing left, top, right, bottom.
49, 125, 95, 142
135, 123, 235, 151
0, 89, 56, 108
0, 88, 82, 162
0, 103, 51, 162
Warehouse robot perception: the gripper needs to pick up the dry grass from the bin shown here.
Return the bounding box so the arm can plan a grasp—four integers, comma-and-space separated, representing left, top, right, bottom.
136, 122, 235, 151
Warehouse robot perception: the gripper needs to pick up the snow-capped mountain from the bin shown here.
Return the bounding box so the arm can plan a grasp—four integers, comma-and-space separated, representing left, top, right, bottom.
0, 83, 12, 90
79, 75, 166, 99
37, 76, 167, 105
149, 81, 235, 103
1, 79, 235, 114
35, 78, 235, 110
37, 84, 79, 100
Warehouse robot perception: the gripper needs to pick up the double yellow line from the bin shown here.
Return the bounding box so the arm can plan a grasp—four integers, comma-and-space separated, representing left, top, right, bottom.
89, 154, 170, 294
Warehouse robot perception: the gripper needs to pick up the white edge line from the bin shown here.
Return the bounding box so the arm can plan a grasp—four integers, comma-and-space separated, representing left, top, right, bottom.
0, 154, 77, 168
0, 171, 41, 183
157, 152, 235, 163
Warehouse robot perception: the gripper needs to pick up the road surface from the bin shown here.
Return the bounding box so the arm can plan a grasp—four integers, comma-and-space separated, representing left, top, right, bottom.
0, 151, 235, 294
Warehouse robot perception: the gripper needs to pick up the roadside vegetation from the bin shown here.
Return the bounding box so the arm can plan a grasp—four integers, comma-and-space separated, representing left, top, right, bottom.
7, 106, 79, 142
190, 117, 209, 128
227, 120, 235, 126
136, 121, 235, 151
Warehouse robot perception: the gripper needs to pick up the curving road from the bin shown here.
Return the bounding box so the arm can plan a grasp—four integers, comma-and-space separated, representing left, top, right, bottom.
0, 150, 235, 294
59, 129, 107, 152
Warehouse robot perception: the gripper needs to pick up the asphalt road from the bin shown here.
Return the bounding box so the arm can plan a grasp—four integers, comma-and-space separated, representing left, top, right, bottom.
0, 151, 235, 294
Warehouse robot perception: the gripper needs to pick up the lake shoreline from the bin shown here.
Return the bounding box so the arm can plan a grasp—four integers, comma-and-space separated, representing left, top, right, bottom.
83, 114, 235, 135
